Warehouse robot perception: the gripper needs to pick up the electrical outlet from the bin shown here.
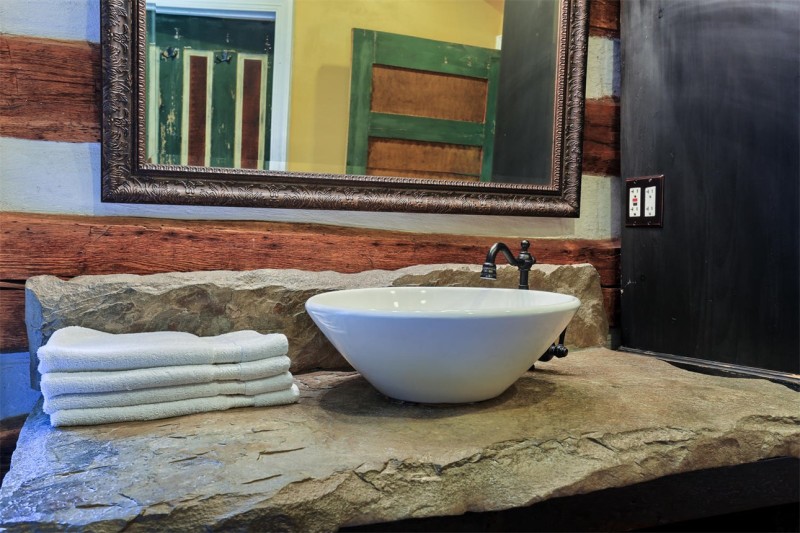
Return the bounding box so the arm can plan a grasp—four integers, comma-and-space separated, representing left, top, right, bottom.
644, 186, 656, 217
629, 187, 641, 218
626, 175, 664, 227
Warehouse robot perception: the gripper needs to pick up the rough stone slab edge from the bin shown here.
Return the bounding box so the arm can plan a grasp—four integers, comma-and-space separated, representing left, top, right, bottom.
232, 417, 800, 532
25, 264, 608, 388
2, 400, 797, 532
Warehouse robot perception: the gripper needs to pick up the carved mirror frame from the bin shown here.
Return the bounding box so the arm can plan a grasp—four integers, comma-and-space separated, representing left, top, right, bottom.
101, 0, 589, 216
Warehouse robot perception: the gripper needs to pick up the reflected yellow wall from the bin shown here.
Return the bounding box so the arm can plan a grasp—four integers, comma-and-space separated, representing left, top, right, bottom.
287, 0, 504, 173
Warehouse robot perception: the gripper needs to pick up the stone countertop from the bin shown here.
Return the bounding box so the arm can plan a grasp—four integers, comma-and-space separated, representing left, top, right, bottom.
1, 348, 798, 532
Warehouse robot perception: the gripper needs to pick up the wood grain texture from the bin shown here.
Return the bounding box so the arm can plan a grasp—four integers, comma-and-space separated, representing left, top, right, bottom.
0, 289, 27, 353
588, 0, 620, 38
367, 138, 482, 179
0, 212, 620, 284
0, 35, 100, 142
371, 66, 488, 123
583, 97, 620, 176
187, 55, 209, 167
0, 212, 620, 351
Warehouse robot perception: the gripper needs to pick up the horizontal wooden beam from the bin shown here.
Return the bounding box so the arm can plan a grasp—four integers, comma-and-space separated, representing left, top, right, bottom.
0, 35, 100, 143
0, 212, 620, 285
0, 212, 620, 352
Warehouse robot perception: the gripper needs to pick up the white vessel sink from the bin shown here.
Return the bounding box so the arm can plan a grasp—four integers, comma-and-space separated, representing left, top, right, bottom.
305, 287, 580, 403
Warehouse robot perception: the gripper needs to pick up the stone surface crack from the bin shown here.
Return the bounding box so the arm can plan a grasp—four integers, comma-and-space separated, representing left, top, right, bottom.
54, 465, 113, 478
257, 446, 305, 459
118, 492, 140, 506
168, 452, 208, 464
585, 436, 617, 452
241, 474, 283, 485
74, 503, 114, 509
354, 470, 382, 493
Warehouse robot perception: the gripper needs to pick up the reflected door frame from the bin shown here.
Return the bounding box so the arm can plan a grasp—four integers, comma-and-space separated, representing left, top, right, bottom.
143, 0, 293, 170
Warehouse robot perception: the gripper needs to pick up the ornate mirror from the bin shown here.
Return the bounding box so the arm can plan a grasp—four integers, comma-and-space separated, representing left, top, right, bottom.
102, 0, 589, 216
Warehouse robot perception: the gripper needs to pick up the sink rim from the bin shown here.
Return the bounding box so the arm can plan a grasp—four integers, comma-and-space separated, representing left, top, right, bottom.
305, 286, 580, 318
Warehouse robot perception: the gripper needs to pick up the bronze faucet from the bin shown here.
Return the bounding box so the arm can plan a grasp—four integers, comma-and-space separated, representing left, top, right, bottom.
480, 239, 569, 364
480, 240, 535, 290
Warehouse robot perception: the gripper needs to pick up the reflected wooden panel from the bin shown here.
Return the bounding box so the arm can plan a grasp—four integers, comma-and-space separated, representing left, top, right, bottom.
348, 29, 499, 182
367, 139, 482, 182
366, 56, 490, 182
187, 55, 209, 167
371, 66, 489, 123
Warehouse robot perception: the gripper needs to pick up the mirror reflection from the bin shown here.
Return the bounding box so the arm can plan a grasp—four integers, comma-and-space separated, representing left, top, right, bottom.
144, 0, 559, 185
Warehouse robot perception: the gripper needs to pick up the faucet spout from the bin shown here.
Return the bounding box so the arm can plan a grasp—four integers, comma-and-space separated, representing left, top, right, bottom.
480, 240, 535, 289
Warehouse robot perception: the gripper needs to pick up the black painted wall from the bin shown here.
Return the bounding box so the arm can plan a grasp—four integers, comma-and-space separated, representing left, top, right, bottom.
621, 0, 799, 373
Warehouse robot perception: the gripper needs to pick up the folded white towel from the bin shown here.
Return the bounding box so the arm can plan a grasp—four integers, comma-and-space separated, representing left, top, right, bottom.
48, 384, 300, 427
43, 371, 295, 413
38, 327, 289, 373
40, 356, 291, 397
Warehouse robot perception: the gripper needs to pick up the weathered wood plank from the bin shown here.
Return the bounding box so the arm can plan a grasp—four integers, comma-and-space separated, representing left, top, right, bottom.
0, 212, 621, 287
0, 35, 100, 142
0, 212, 620, 351
583, 97, 620, 176
369, 113, 486, 146
372, 29, 498, 78
346, 28, 376, 174
589, 0, 620, 38
0, 288, 27, 353
367, 138, 482, 179
371, 65, 488, 123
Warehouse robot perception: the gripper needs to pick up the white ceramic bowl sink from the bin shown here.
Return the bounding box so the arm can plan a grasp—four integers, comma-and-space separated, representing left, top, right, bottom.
305, 287, 580, 403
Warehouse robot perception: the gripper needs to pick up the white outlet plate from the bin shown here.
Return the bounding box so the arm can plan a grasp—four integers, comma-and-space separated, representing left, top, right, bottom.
644, 186, 656, 217
629, 187, 641, 217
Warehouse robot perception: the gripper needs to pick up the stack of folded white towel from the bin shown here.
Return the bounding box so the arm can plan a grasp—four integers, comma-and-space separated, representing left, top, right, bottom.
37, 326, 299, 427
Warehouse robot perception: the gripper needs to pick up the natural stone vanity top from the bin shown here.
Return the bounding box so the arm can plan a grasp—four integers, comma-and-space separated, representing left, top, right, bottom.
1, 348, 798, 532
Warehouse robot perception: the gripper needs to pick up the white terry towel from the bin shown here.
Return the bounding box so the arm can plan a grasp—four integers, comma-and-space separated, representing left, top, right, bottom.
38, 327, 289, 373
40, 355, 291, 397
43, 371, 295, 413
48, 384, 300, 427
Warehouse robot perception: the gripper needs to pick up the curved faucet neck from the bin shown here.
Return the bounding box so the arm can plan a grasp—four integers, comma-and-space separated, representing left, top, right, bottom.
482, 240, 536, 290
485, 242, 521, 267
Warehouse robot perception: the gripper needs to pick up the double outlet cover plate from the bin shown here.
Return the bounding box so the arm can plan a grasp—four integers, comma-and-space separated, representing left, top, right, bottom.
625, 175, 664, 227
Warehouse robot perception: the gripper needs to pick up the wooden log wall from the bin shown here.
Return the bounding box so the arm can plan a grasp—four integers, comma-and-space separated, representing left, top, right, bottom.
0, 212, 621, 352
0, 0, 620, 354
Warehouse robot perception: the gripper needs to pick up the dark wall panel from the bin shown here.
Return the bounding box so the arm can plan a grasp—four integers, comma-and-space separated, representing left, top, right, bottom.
621, 0, 799, 372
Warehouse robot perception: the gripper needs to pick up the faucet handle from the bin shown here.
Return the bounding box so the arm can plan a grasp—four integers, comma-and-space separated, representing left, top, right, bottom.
517, 240, 535, 268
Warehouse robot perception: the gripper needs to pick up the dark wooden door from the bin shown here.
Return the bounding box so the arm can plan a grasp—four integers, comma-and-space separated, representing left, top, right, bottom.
621, 0, 799, 373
